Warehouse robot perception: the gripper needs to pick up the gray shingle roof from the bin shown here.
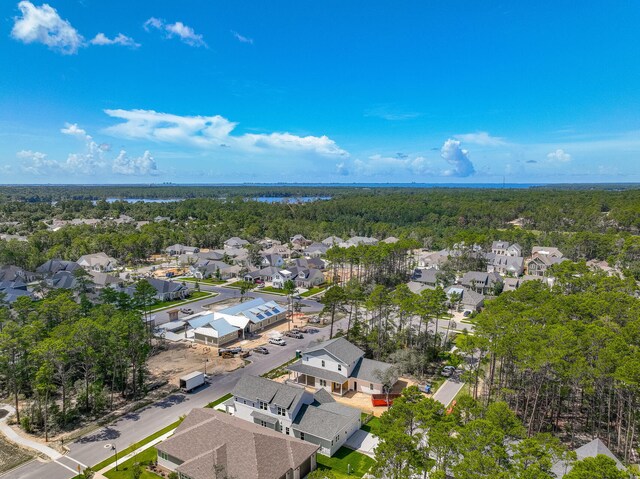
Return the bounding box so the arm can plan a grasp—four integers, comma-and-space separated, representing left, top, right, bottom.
351, 358, 395, 383
304, 337, 364, 366
232, 375, 306, 411
157, 408, 318, 479
292, 402, 360, 441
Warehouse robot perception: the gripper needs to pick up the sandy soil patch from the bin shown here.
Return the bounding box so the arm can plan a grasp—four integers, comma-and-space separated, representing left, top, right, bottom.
148, 342, 245, 385
0, 436, 34, 473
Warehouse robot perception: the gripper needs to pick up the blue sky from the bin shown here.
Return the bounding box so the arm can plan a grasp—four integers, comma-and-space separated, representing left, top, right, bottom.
1, 1, 640, 184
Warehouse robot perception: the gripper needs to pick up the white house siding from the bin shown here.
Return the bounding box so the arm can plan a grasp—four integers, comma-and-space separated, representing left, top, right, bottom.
157, 452, 181, 472
348, 378, 385, 395
303, 351, 353, 378
193, 330, 238, 347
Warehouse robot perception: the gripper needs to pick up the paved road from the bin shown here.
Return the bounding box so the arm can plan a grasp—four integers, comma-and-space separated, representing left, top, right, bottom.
6, 317, 346, 479
152, 283, 323, 325
432, 378, 465, 407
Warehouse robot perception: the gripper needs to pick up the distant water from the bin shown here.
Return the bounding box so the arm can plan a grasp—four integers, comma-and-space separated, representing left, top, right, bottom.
252, 196, 332, 203
92, 198, 184, 204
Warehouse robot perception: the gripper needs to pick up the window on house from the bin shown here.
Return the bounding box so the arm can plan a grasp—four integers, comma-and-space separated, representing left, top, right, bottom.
319, 379, 327, 387
285, 427, 290, 435
300, 432, 305, 441
259, 401, 268, 410
260, 420, 267, 427
370, 383, 374, 390
338, 364, 342, 371
277, 406, 286, 416
321, 360, 325, 367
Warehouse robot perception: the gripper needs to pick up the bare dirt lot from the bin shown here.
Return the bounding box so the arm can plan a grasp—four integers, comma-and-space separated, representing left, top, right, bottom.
148, 341, 245, 385
0, 436, 34, 473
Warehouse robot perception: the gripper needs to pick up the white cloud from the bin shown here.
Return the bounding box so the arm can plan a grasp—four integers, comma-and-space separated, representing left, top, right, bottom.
90, 33, 140, 48
144, 17, 206, 47
336, 162, 349, 176
455, 131, 506, 146
19, 124, 155, 177
232, 31, 253, 44
112, 150, 158, 175
440, 139, 475, 177
354, 154, 435, 176
103, 109, 348, 157
11, 1, 84, 54
546, 148, 572, 163
61, 122, 90, 139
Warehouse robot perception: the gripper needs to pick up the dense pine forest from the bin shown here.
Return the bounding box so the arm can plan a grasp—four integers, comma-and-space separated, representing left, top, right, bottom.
1, 185, 639, 277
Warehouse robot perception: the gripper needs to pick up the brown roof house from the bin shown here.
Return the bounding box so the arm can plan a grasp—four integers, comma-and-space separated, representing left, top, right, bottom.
156, 408, 319, 479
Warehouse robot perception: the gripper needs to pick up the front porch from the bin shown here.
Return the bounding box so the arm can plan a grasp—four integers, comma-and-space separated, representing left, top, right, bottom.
291, 372, 349, 396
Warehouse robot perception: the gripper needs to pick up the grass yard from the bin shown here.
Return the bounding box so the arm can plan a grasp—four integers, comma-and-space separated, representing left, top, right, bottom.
360, 416, 382, 436
180, 277, 227, 285
316, 447, 375, 478
104, 447, 161, 479
261, 357, 297, 379
148, 291, 213, 311
0, 436, 34, 474
259, 286, 286, 295
205, 393, 233, 408
301, 285, 328, 297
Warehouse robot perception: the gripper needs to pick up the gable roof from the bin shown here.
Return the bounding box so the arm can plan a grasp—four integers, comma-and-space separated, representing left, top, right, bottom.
232, 375, 307, 411
36, 259, 80, 275
351, 357, 395, 383
219, 298, 285, 325
304, 337, 364, 366
157, 408, 318, 479
293, 401, 360, 441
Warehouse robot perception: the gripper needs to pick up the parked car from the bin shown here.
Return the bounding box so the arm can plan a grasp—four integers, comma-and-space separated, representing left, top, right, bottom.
269, 338, 287, 346
253, 346, 269, 354
256, 283, 265, 289
285, 331, 304, 339
441, 365, 456, 377
462, 310, 472, 317
180, 308, 194, 315
218, 347, 242, 356
308, 316, 321, 324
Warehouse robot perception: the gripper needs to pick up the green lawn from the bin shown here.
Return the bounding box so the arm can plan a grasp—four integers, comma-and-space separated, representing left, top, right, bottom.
316, 447, 375, 478
360, 416, 382, 436
104, 447, 161, 479
259, 286, 286, 295
205, 393, 233, 408
148, 291, 213, 311
301, 285, 328, 297
261, 357, 297, 379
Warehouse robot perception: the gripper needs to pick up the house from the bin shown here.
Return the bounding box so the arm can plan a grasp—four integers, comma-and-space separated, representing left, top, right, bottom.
165, 244, 200, 256
76, 252, 118, 272
190, 260, 239, 280
382, 236, 399, 244
258, 237, 281, 249
224, 236, 250, 250
304, 242, 329, 258
444, 286, 485, 311
485, 253, 524, 276
178, 250, 225, 265
89, 271, 121, 289
244, 266, 280, 283
262, 244, 293, 259
527, 247, 567, 277
551, 438, 625, 477
417, 250, 449, 269
113, 278, 191, 303
229, 375, 361, 457
261, 253, 285, 268
0, 279, 34, 303
412, 267, 439, 287
460, 271, 503, 295
36, 259, 80, 277
0, 265, 36, 283
339, 236, 378, 248
321, 236, 343, 247
156, 407, 319, 479
491, 241, 522, 257
306, 257, 326, 270
290, 234, 312, 248
273, 268, 298, 288
215, 298, 287, 337
288, 337, 397, 396
407, 281, 429, 294
49, 271, 78, 290
295, 269, 325, 289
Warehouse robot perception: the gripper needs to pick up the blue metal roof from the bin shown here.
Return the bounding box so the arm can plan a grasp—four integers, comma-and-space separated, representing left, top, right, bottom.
219, 298, 285, 324
207, 318, 240, 337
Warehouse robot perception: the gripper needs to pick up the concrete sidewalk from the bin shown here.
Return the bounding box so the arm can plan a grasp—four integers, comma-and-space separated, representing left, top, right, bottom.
0, 404, 62, 460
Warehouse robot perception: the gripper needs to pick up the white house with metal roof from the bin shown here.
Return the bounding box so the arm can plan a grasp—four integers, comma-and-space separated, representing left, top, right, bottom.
288, 337, 397, 396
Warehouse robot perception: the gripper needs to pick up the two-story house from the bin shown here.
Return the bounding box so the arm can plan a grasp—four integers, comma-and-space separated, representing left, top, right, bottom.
526, 246, 567, 277
227, 375, 361, 457
287, 338, 396, 396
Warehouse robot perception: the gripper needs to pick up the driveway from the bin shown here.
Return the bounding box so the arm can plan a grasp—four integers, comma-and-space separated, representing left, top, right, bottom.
432, 378, 465, 407
345, 429, 378, 457
4, 317, 346, 479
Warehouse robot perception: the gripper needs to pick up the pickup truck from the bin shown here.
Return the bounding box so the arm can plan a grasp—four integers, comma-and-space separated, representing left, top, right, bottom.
285, 331, 304, 339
